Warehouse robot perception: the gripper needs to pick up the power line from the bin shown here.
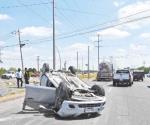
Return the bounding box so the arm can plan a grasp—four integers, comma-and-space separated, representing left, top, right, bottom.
56, 9, 150, 37
56, 9, 77, 29
16, 0, 50, 23
0, 2, 51, 9
1, 10, 150, 49
55, 7, 104, 16
56, 15, 150, 39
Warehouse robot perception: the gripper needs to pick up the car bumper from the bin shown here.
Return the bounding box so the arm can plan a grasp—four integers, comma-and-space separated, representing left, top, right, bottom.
113, 79, 130, 83
57, 97, 106, 117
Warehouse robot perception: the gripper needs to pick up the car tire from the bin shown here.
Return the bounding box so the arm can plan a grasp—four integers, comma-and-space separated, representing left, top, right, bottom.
129, 82, 132, 86
91, 84, 105, 96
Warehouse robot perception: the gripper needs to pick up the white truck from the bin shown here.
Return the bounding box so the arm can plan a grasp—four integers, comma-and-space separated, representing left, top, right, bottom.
97, 62, 113, 81
1, 71, 16, 79
113, 69, 133, 86
23, 72, 106, 118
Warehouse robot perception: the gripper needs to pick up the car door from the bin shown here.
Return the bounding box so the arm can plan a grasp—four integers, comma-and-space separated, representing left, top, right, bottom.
24, 85, 56, 110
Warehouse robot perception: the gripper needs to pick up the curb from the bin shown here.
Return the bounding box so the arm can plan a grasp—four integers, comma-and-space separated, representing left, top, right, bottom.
0, 92, 25, 103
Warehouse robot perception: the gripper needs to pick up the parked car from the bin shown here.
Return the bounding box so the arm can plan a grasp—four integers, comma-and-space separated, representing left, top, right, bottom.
133, 70, 144, 81
22, 72, 106, 118
113, 69, 133, 86
1, 71, 16, 79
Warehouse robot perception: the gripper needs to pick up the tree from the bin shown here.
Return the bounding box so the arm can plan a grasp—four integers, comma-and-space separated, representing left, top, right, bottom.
8, 67, 17, 72
137, 66, 150, 74
0, 68, 6, 76
28, 68, 37, 73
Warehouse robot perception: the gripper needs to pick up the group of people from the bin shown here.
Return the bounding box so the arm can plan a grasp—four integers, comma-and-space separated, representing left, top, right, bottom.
16, 68, 30, 88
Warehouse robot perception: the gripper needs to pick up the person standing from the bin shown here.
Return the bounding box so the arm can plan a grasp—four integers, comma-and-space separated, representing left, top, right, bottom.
24, 68, 30, 84
16, 68, 23, 88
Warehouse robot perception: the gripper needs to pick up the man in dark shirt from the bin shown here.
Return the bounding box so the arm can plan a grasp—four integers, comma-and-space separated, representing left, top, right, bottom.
24, 68, 30, 84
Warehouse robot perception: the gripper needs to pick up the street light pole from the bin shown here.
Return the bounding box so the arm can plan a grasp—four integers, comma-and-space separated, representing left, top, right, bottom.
88, 46, 90, 79
77, 51, 78, 71
98, 34, 100, 70
18, 29, 24, 72
95, 34, 102, 71
56, 46, 62, 70
52, 0, 56, 70
37, 56, 40, 72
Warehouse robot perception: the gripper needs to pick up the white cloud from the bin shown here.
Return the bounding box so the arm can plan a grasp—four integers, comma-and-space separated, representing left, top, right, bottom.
97, 28, 130, 39
21, 26, 53, 37
0, 41, 5, 46
113, 0, 125, 7
119, 1, 150, 18
113, 42, 149, 68
118, 1, 150, 29
114, 1, 119, 7
140, 33, 150, 39
129, 43, 146, 53
0, 14, 11, 21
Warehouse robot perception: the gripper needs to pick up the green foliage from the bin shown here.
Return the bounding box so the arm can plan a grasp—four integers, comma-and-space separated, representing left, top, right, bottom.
137, 66, 150, 74
0, 68, 6, 76
8, 67, 17, 72
28, 68, 37, 73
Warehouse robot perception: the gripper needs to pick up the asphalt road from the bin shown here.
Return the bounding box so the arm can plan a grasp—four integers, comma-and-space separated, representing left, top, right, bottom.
1, 79, 150, 125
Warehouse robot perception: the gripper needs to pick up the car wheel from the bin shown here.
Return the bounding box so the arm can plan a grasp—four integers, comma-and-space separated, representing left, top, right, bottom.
91, 84, 105, 96
129, 82, 132, 86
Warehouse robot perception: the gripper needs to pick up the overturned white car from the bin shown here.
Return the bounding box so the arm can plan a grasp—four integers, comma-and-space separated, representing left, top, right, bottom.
22, 71, 106, 117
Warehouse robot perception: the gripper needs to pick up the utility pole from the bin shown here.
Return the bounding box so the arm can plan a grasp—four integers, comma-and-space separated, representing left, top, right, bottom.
88, 46, 90, 79
82, 56, 83, 74
97, 34, 100, 70
52, 0, 56, 70
64, 61, 66, 71
0, 48, 3, 63
37, 56, 40, 72
77, 51, 78, 71
56, 46, 62, 70
95, 34, 102, 71
18, 29, 24, 72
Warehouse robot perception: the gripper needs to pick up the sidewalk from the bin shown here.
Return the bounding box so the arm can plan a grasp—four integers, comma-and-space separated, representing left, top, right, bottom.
0, 77, 39, 103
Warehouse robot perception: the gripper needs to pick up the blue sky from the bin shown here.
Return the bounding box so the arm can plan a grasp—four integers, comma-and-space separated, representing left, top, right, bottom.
0, 0, 150, 70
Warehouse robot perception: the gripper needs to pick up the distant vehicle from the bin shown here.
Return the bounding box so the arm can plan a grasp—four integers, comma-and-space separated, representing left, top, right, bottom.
113, 69, 133, 86
133, 70, 144, 81
1, 71, 16, 79
97, 62, 113, 81
147, 73, 150, 78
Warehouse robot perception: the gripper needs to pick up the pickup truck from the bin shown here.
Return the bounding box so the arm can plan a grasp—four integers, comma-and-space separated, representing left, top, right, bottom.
113, 69, 133, 86
22, 72, 106, 117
